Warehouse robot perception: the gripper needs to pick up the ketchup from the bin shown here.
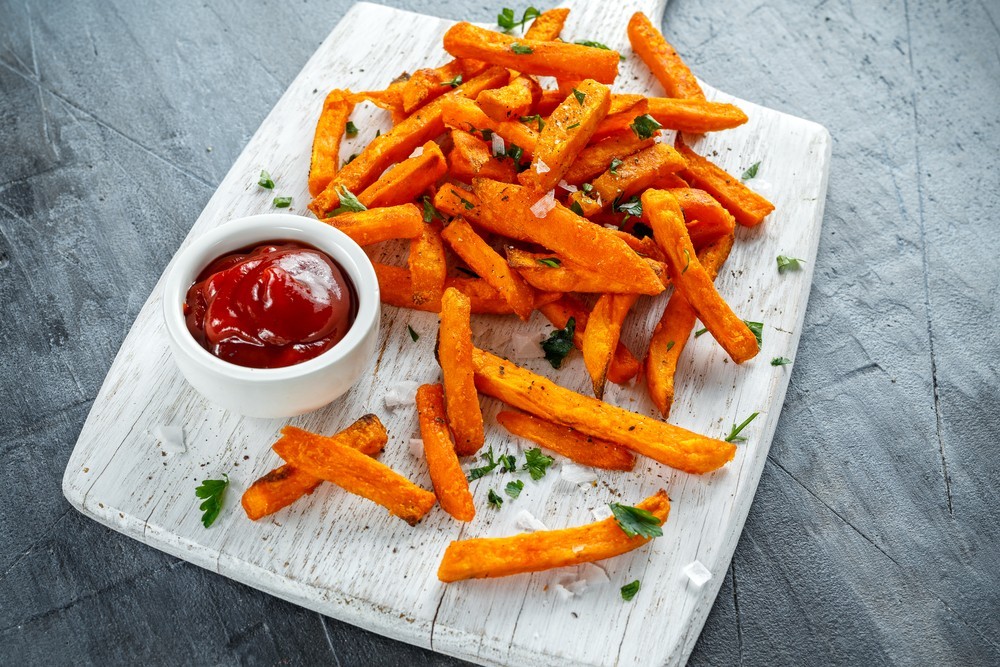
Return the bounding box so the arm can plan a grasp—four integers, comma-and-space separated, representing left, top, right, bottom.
183, 241, 356, 369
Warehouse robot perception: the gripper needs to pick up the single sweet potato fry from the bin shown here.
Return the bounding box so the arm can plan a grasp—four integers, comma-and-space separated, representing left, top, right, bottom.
242, 417, 388, 521
668, 187, 736, 250
374, 263, 516, 315
409, 220, 447, 310
643, 189, 758, 363
651, 172, 689, 190
646, 97, 747, 132
536, 89, 565, 116
567, 143, 686, 216
472, 347, 736, 473
273, 425, 436, 526
323, 203, 424, 246
442, 96, 539, 159
438, 287, 485, 455
538, 296, 640, 385
443, 22, 619, 84
563, 133, 655, 185
647, 233, 734, 417
402, 58, 489, 114
447, 130, 518, 183
309, 90, 356, 196
519, 79, 611, 192
507, 248, 664, 295
358, 140, 447, 208
496, 411, 635, 471
524, 7, 570, 40
437, 490, 670, 581
675, 135, 775, 226
476, 75, 542, 122
417, 384, 476, 522
356, 74, 409, 123
310, 66, 508, 217
582, 293, 639, 399
441, 217, 537, 320
627, 12, 704, 99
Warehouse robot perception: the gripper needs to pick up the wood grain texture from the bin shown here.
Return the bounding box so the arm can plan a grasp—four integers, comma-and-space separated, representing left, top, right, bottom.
1, 0, 998, 666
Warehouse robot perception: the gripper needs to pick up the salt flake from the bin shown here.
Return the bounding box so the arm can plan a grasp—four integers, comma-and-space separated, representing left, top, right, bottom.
152, 425, 185, 454
530, 190, 557, 218
557, 179, 577, 193
491, 133, 506, 157
509, 331, 546, 360
514, 509, 548, 533
408, 438, 424, 459
535, 159, 550, 174
683, 560, 713, 588
384, 380, 419, 410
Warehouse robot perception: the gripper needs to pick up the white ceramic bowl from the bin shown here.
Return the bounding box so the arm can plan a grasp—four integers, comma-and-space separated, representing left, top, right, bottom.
162, 214, 380, 418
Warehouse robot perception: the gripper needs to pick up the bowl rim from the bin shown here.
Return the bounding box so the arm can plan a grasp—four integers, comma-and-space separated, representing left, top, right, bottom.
161, 213, 380, 382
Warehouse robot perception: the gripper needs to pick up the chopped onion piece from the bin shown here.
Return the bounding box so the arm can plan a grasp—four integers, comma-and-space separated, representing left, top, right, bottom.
530, 190, 557, 218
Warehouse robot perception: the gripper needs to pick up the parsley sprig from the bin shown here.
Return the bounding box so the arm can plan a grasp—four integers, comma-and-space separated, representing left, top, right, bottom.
541, 317, 575, 368
488, 489, 504, 509
505, 480, 524, 498
575, 40, 625, 60
776, 255, 804, 273
630, 114, 663, 140
609, 503, 663, 539
329, 185, 367, 217
621, 580, 641, 601
441, 74, 463, 88
520, 114, 545, 131
771, 357, 792, 366
741, 161, 761, 181
511, 43, 534, 55
257, 170, 275, 189
523, 448, 554, 480
725, 412, 760, 443
536, 257, 561, 268
497, 6, 541, 33
195, 475, 229, 528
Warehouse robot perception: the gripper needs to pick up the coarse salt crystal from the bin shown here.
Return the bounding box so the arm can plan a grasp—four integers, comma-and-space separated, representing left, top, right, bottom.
409, 145, 424, 158
751, 179, 773, 197
152, 425, 185, 454
560, 462, 597, 486
591, 505, 613, 521
572, 545, 585, 554
384, 380, 419, 410
408, 438, 424, 459
577, 562, 609, 587
491, 133, 506, 157
683, 560, 713, 588
530, 190, 557, 218
515, 509, 548, 532
535, 159, 550, 174
553, 583, 574, 601
509, 331, 546, 360
565, 579, 589, 596
603, 223, 618, 230
557, 179, 577, 193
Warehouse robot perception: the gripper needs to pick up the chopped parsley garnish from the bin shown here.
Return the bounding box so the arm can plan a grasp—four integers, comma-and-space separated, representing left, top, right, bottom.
694, 327, 708, 337
497, 6, 541, 33
567, 122, 581, 129
572, 88, 586, 105
682, 248, 691, 273
442, 74, 463, 88
776, 255, 804, 273
609, 503, 663, 539
744, 320, 763, 348
523, 447, 554, 480
458, 195, 475, 210
631, 222, 653, 239
615, 195, 642, 219
273, 196, 293, 208
609, 157, 623, 175
421, 195, 444, 222
570, 201, 585, 216
329, 185, 367, 216
725, 411, 760, 443
741, 161, 761, 181
505, 479, 524, 498
574, 40, 625, 60
520, 114, 545, 131
343, 153, 358, 166
630, 114, 663, 140
506, 143, 524, 164
407, 325, 419, 342
581, 182, 594, 194
541, 316, 575, 368
771, 357, 792, 366
345, 120, 359, 137
488, 489, 504, 509
665, 341, 675, 352
499, 453, 517, 472
468, 447, 500, 481
511, 43, 534, 55
257, 170, 275, 189
195, 475, 229, 528
621, 580, 641, 601
536, 257, 561, 268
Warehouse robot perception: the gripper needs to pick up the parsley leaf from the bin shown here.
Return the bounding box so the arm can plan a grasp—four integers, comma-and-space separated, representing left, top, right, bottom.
523, 447, 554, 480
630, 114, 663, 140
258, 170, 275, 189
195, 475, 229, 528
498, 6, 541, 33
575, 39, 626, 60
725, 411, 760, 443
345, 120, 359, 137
442, 74, 463, 88
520, 114, 545, 131
566, 122, 581, 129
621, 580, 641, 601
771, 356, 792, 366
572, 88, 586, 105
408, 325, 419, 342
488, 489, 504, 509
511, 43, 534, 55
499, 453, 517, 472
536, 257, 561, 268
665, 340, 675, 352
273, 196, 293, 208
609, 157, 623, 175
744, 320, 763, 348
776, 255, 804, 273
682, 248, 691, 273
615, 195, 642, 218
609, 502, 663, 539
506, 143, 524, 164
741, 161, 761, 181
468, 447, 499, 481
541, 316, 575, 368
422, 195, 444, 222
581, 182, 594, 194
457, 195, 475, 210
331, 185, 367, 216
505, 479, 524, 498
570, 201, 585, 216
694, 327, 708, 337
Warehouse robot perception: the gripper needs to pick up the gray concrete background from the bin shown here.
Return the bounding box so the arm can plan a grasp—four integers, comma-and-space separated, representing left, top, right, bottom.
1, 0, 998, 664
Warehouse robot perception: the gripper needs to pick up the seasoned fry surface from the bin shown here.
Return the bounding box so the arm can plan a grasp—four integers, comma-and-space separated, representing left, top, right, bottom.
417, 384, 476, 522
438, 287, 485, 455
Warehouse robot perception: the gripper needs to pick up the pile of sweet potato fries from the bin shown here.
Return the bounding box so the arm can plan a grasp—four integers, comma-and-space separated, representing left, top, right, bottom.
242, 8, 775, 583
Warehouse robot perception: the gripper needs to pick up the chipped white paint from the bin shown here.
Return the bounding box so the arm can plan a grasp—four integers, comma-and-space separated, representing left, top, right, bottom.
61, 1, 831, 665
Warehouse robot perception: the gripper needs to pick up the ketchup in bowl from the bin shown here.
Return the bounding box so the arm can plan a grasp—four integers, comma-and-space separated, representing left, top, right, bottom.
183, 241, 356, 369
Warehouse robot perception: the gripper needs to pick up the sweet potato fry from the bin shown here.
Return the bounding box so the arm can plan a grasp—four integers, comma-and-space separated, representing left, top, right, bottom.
523, 7, 570, 40
675, 135, 775, 226
566, 143, 686, 217
651, 172, 689, 190
519, 79, 611, 192
668, 187, 736, 250
323, 203, 424, 246
563, 133, 655, 185
591, 98, 650, 142
434, 182, 483, 220
402, 58, 489, 114
627, 12, 704, 99
417, 384, 475, 522
310, 65, 508, 217
409, 221, 447, 309
438, 287, 485, 455
471, 179, 663, 295
539, 296, 641, 385
443, 22, 620, 84
476, 75, 542, 122
358, 141, 447, 208
646, 97, 747, 132
496, 411, 635, 471
643, 189, 758, 363
356, 74, 409, 123
646, 233, 734, 417
582, 293, 639, 399
536, 88, 565, 116
441, 217, 537, 320
309, 90, 356, 196
442, 96, 539, 158
507, 248, 665, 294
242, 418, 388, 521
374, 263, 515, 314
437, 490, 670, 581
472, 347, 736, 473
447, 130, 518, 183
273, 425, 436, 526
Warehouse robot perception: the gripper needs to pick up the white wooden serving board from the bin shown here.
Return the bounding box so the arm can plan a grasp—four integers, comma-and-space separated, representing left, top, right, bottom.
63, 1, 831, 665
